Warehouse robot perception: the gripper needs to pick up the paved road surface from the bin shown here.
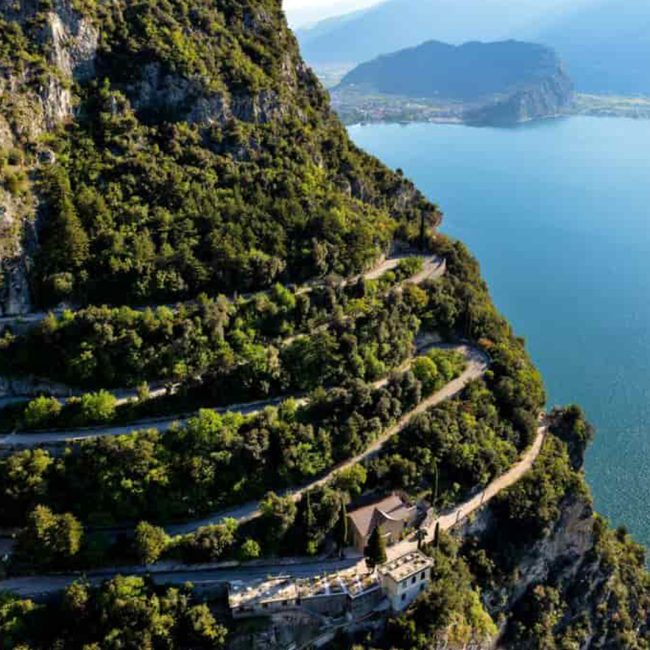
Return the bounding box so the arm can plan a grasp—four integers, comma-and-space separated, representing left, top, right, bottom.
166, 344, 486, 535
0, 426, 546, 600
0, 257, 446, 449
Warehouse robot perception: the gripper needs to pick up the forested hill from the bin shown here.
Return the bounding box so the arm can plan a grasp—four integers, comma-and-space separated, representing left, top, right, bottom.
1, 2, 650, 650
337, 40, 572, 103
0, 0, 438, 313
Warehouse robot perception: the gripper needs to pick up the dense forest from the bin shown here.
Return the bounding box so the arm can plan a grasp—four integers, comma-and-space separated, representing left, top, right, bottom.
0, 0, 438, 309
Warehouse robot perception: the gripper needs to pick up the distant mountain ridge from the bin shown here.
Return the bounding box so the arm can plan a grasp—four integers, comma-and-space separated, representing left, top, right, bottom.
337, 40, 569, 101
335, 40, 574, 125
530, 0, 650, 94
297, 0, 582, 66
299, 0, 650, 96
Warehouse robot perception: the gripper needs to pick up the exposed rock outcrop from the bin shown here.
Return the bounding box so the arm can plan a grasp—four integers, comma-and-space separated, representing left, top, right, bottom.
465, 71, 574, 126
127, 63, 283, 125
0, 0, 98, 315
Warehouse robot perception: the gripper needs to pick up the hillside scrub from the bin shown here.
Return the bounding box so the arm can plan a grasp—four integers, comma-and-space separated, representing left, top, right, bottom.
0, 0, 438, 309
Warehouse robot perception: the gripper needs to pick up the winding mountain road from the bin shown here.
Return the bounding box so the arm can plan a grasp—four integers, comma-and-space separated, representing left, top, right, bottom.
0, 254, 445, 403
0, 251, 550, 604
0, 254, 445, 332
166, 343, 487, 536
0, 425, 547, 601
0, 255, 446, 449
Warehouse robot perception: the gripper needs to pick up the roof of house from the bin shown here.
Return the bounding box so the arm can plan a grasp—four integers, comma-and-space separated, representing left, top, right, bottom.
378, 551, 434, 583
229, 578, 298, 609
347, 494, 416, 540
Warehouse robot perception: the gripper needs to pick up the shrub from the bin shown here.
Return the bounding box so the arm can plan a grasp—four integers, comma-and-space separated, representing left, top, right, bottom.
23, 396, 62, 428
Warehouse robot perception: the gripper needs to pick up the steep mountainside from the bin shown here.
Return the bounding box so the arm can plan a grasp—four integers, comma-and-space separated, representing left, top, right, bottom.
0, 2, 649, 649
0, 0, 438, 314
335, 40, 574, 124
296, 0, 584, 67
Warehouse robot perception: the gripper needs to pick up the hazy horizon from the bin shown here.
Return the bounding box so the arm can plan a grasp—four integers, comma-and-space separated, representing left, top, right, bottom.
283, 0, 382, 28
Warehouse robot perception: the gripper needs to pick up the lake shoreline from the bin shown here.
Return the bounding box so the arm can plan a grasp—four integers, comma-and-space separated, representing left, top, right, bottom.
337, 93, 650, 128
348, 117, 650, 552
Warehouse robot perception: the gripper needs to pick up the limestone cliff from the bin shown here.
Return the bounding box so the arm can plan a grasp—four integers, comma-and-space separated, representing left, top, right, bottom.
0, 0, 98, 315
465, 72, 574, 126
0, 0, 439, 310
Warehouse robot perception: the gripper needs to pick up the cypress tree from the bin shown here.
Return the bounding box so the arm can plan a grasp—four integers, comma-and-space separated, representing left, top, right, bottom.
334, 499, 348, 553
433, 521, 441, 548
365, 526, 387, 569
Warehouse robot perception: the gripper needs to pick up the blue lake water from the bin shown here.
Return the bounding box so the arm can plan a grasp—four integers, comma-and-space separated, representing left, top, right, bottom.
349, 117, 650, 548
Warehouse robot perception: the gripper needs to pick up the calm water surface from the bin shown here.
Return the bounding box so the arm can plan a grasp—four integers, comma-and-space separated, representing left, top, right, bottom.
349, 117, 650, 547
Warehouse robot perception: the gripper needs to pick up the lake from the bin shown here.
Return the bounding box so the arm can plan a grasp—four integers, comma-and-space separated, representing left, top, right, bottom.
349, 117, 650, 548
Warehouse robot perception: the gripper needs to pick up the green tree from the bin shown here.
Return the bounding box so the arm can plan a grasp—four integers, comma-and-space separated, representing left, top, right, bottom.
180, 519, 238, 563
334, 500, 348, 553
412, 356, 440, 394
259, 492, 297, 546
80, 390, 117, 423
179, 602, 228, 648
238, 538, 261, 561
134, 522, 170, 566
23, 396, 62, 428
16, 505, 83, 568
365, 526, 387, 569
332, 465, 367, 496
0, 449, 53, 523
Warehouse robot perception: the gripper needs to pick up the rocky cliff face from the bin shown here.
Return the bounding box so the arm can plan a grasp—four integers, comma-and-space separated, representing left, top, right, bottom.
465, 70, 574, 126
463, 494, 595, 630
0, 0, 99, 315
458, 421, 650, 649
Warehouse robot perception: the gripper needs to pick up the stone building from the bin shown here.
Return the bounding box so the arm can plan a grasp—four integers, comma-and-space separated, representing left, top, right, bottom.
227, 550, 434, 620
377, 551, 434, 612
347, 493, 417, 552
228, 571, 383, 620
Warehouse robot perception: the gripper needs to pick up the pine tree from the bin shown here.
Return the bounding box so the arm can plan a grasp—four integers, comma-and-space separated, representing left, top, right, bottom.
365, 526, 387, 569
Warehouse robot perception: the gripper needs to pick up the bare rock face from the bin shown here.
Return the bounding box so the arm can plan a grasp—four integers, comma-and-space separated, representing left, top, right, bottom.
465, 68, 575, 126
0, 0, 98, 315
460, 495, 595, 646
128, 62, 284, 126
503, 497, 594, 606
36, 0, 99, 127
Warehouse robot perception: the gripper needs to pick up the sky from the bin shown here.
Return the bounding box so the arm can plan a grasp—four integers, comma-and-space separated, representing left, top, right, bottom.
283, 0, 383, 27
